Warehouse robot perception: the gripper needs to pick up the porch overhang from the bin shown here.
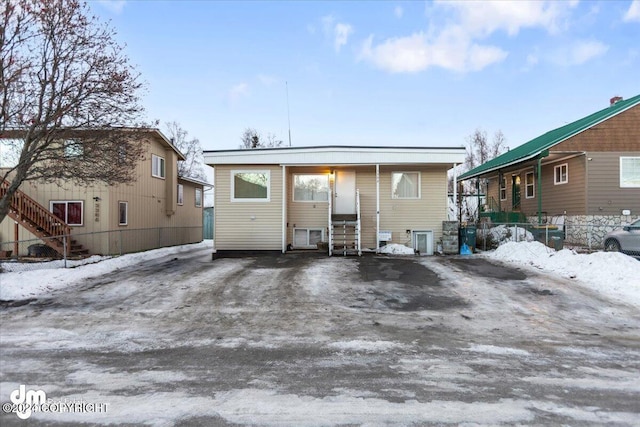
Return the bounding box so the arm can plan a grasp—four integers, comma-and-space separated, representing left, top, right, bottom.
204, 145, 465, 166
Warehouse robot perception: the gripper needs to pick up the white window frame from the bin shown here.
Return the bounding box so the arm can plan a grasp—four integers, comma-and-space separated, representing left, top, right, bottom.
293, 228, 325, 248
195, 188, 202, 207
231, 170, 271, 202
177, 184, 184, 205
499, 175, 507, 201
554, 163, 568, 185
50, 200, 84, 226
620, 157, 640, 188
293, 173, 330, 202
152, 154, 166, 179
118, 201, 128, 226
525, 171, 535, 199
64, 139, 83, 158
391, 171, 421, 199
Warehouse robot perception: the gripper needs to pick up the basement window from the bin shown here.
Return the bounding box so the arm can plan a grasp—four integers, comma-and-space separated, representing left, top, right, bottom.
293, 228, 324, 248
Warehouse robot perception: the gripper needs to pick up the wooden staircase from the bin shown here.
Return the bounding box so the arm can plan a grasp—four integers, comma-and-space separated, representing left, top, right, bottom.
328, 189, 362, 256
1, 180, 88, 257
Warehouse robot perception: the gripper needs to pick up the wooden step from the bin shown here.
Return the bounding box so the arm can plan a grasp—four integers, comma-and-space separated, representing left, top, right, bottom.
332, 214, 357, 221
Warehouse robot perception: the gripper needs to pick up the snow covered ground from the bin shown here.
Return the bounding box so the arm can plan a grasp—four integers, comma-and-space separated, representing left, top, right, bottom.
486, 241, 640, 308
1, 239, 638, 310
0, 241, 211, 301
1, 240, 640, 426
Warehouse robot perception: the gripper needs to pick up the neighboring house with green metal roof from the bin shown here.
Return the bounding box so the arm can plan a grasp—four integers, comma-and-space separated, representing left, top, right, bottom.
458, 94, 640, 247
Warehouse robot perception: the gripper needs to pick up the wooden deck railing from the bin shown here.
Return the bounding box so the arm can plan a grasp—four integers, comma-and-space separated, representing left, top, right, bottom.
0, 179, 71, 239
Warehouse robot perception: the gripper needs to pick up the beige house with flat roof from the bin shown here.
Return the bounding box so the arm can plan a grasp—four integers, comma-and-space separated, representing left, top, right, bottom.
204, 146, 465, 257
0, 129, 206, 256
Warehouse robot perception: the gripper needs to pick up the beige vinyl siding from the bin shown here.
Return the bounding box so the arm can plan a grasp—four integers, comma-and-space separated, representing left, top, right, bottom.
214, 165, 283, 250
286, 167, 331, 247
106, 137, 203, 254
0, 178, 111, 254
330, 165, 447, 249
377, 165, 448, 248
0, 134, 203, 256
586, 151, 640, 215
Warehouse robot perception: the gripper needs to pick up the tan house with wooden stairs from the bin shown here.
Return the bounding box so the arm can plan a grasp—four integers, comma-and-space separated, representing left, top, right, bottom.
458, 94, 640, 247
0, 129, 206, 257
204, 146, 466, 257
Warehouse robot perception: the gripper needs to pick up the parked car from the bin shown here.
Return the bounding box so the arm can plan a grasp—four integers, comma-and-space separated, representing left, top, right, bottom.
603, 218, 640, 257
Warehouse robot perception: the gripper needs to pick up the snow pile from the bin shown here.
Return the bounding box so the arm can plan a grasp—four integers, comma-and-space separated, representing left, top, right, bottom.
488, 241, 640, 307
480, 225, 534, 247
379, 244, 414, 255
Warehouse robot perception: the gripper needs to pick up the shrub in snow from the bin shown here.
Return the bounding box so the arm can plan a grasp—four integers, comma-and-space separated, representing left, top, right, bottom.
478, 225, 534, 249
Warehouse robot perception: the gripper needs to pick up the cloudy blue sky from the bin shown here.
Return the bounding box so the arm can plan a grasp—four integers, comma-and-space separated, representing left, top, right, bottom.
93, 0, 640, 151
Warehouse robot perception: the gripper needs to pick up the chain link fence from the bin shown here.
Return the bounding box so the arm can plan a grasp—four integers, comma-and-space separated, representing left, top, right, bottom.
0, 226, 203, 273
474, 219, 639, 257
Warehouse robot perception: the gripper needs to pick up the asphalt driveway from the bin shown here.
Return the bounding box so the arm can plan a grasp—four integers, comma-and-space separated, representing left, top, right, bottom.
1, 247, 639, 426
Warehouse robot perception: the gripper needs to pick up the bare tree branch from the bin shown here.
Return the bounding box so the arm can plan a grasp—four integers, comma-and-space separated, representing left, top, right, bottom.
239, 127, 283, 149
0, 0, 147, 224
164, 121, 206, 181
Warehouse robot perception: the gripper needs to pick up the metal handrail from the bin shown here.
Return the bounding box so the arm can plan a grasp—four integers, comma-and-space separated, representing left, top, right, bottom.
327, 189, 332, 256
356, 188, 361, 256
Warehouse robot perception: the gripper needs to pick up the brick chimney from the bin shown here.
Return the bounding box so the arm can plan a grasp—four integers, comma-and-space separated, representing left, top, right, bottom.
610, 96, 623, 106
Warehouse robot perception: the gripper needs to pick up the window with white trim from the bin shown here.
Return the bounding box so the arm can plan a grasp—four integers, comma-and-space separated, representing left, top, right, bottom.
231, 170, 270, 201
119, 201, 128, 226
525, 172, 535, 199
392, 172, 420, 199
50, 201, 83, 226
554, 163, 568, 185
195, 188, 202, 207
64, 139, 83, 158
177, 184, 184, 205
293, 174, 329, 202
499, 175, 507, 201
620, 157, 640, 188
293, 228, 324, 248
152, 154, 165, 178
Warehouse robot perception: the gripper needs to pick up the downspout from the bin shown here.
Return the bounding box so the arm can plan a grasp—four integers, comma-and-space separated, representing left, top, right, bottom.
476, 179, 480, 223
537, 150, 549, 225
452, 164, 457, 221
376, 164, 380, 253
282, 165, 287, 253
498, 171, 502, 213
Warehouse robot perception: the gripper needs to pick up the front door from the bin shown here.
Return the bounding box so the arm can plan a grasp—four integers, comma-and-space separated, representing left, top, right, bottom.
512, 175, 521, 210
334, 170, 356, 215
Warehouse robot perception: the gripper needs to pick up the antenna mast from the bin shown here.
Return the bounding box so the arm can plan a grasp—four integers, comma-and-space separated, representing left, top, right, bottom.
286, 81, 292, 147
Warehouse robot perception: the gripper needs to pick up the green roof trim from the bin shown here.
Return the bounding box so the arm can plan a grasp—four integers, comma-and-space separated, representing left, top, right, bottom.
458, 94, 640, 181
